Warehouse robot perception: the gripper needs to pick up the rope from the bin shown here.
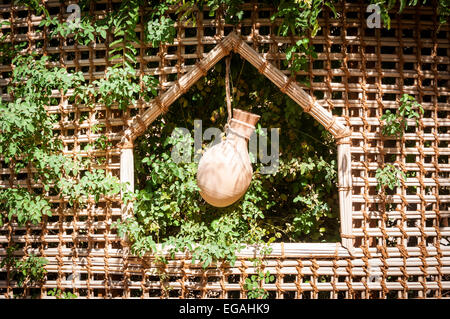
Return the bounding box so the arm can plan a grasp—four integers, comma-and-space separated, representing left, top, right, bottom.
225, 55, 232, 125
230, 118, 255, 129
226, 126, 248, 140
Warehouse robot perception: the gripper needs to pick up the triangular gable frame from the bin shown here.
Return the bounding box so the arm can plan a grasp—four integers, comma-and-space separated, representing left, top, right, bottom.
119, 32, 354, 252
121, 32, 350, 145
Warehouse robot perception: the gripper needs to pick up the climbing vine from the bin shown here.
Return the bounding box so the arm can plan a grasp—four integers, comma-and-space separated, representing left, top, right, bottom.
0, 246, 48, 294
1, 0, 447, 299
372, 0, 450, 28
377, 94, 422, 193
0, 53, 128, 227
380, 94, 424, 138
77, 66, 159, 110
376, 164, 406, 191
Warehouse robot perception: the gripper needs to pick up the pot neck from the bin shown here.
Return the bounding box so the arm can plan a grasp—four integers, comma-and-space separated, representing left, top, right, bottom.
226, 128, 249, 148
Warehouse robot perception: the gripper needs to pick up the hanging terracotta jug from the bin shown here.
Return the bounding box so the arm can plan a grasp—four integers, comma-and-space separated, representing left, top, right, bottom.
197, 109, 260, 207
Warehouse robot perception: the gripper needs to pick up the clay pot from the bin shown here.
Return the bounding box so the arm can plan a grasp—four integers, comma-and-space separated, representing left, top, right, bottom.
197, 109, 260, 207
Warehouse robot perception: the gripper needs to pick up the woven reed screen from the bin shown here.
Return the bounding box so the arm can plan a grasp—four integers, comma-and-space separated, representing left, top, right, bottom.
0, 0, 449, 299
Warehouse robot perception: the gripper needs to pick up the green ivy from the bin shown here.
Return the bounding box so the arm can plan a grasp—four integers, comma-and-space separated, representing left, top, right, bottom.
107, 0, 141, 68
0, 54, 128, 227
375, 164, 406, 191
372, 0, 450, 29
114, 130, 266, 268
40, 15, 108, 46
381, 94, 424, 137
245, 270, 274, 299
270, 1, 337, 76
14, 0, 49, 16
146, 15, 176, 47
77, 66, 158, 110
47, 288, 77, 299
205, 0, 245, 24
244, 245, 273, 299
0, 189, 51, 226
271, 0, 337, 37
7, 0, 347, 276
0, 246, 48, 289
284, 38, 318, 76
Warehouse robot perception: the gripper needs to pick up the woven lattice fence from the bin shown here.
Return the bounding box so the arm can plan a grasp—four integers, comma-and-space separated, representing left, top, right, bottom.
0, 0, 449, 299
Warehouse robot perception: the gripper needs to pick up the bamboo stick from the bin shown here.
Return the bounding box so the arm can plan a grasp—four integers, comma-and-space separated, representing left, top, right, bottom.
337, 136, 353, 250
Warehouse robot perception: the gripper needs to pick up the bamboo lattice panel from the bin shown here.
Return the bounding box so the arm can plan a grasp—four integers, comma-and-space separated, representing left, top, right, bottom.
0, 0, 449, 298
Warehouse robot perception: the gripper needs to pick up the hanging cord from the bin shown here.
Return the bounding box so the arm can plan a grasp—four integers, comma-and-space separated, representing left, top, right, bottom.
224, 54, 249, 141
223, 55, 250, 170
225, 54, 232, 125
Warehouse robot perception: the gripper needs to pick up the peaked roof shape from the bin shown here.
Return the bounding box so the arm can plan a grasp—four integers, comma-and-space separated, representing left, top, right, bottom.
120, 32, 350, 147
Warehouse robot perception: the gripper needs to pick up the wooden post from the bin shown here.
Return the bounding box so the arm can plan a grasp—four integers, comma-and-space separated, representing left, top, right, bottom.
337, 136, 353, 253
120, 140, 134, 245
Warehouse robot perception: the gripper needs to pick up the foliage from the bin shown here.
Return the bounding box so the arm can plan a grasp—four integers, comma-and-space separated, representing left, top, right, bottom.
0, 20, 23, 65
375, 164, 406, 191
107, 0, 141, 68
59, 167, 126, 205
40, 15, 108, 46
380, 94, 424, 137
77, 66, 159, 110
146, 15, 177, 47
0, 54, 127, 226
114, 56, 340, 268
271, 0, 337, 37
380, 109, 403, 137
141, 0, 246, 50
114, 130, 267, 268
0, 13, 133, 294
284, 38, 318, 75
2, 0, 444, 299
10, 0, 443, 291
205, 0, 245, 24
13, 255, 48, 288
372, 0, 450, 28
270, 1, 337, 75
7, 0, 350, 281
292, 186, 332, 238
0, 55, 70, 225
0, 189, 51, 226
245, 270, 274, 299
14, 0, 49, 16
47, 288, 77, 299
0, 246, 48, 288
155, 0, 246, 25
1, 55, 83, 173
244, 245, 273, 299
